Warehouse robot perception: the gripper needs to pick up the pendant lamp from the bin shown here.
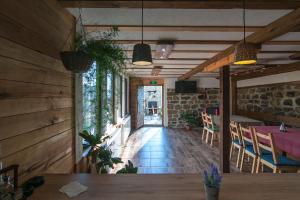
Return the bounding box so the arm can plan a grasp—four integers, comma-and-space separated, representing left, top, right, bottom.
234, 0, 257, 65
132, 0, 152, 66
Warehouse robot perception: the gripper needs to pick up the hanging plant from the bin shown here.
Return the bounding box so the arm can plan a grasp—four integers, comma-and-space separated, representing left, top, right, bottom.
60, 28, 94, 73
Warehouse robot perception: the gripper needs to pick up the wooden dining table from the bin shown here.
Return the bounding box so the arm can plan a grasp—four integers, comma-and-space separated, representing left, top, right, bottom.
29, 174, 300, 200
213, 115, 264, 127
253, 126, 300, 159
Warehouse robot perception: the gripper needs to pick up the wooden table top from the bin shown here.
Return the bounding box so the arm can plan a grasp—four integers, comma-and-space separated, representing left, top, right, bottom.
213, 115, 263, 126
29, 174, 300, 200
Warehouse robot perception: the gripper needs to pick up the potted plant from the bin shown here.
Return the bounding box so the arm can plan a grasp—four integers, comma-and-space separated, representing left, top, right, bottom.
116, 160, 138, 174
79, 130, 122, 174
180, 112, 199, 131
203, 164, 222, 200
60, 34, 93, 73
61, 27, 127, 75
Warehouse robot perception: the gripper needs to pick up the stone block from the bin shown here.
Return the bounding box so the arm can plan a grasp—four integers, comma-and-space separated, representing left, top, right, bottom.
283, 99, 293, 107
286, 91, 296, 97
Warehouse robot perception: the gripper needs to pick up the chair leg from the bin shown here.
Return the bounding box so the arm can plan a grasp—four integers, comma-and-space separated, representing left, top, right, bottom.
239, 148, 244, 171
251, 156, 257, 174
210, 133, 214, 147
206, 132, 210, 144
256, 158, 261, 173
229, 143, 233, 159
273, 167, 277, 173
202, 128, 206, 140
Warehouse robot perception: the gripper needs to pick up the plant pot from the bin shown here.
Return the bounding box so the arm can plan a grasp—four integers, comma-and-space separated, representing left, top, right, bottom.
204, 185, 219, 200
60, 51, 92, 73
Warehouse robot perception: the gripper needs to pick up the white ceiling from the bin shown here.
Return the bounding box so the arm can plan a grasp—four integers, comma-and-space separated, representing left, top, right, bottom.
67, 8, 300, 78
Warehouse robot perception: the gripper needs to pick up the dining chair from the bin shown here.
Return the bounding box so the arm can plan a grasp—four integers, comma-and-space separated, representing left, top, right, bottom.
239, 125, 258, 173
201, 112, 208, 141
229, 121, 243, 168
254, 129, 300, 173
205, 114, 219, 147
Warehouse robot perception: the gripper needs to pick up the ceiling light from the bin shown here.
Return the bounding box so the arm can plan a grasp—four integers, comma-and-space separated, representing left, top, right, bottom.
132, 0, 152, 66
234, 43, 257, 65
234, 0, 257, 65
155, 41, 174, 59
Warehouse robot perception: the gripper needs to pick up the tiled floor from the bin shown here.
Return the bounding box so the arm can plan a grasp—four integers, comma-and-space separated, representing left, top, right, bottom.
113, 127, 239, 174
144, 115, 162, 125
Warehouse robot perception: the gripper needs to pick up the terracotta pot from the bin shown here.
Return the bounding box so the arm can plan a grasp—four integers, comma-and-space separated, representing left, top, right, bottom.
204, 185, 219, 200
60, 51, 92, 73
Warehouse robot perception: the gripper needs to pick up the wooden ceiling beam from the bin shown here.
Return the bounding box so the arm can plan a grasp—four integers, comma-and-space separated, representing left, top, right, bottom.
232, 61, 300, 81
179, 8, 300, 80
115, 40, 300, 45
85, 25, 264, 32
59, 0, 300, 9
290, 52, 300, 60
124, 49, 300, 54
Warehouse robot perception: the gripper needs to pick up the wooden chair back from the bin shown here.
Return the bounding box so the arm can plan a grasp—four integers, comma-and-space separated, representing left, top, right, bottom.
201, 112, 208, 128
229, 121, 242, 145
253, 129, 278, 164
239, 125, 257, 153
206, 114, 215, 131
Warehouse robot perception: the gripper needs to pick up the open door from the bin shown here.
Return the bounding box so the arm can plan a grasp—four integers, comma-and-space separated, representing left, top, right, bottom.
136, 86, 144, 129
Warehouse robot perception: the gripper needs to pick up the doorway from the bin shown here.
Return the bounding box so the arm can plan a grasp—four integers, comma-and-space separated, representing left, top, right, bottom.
143, 86, 163, 126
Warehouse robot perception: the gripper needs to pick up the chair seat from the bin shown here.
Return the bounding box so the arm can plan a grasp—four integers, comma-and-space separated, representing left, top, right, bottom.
232, 139, 251, 146
206, 127, 219, 132
245, 145, 256, 155
261, 154, 300, 167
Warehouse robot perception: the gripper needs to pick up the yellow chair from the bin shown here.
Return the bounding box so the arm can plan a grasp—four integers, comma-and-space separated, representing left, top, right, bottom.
239, 125, 258, 173
229, 122, 243, 168
254, 130, 300, 173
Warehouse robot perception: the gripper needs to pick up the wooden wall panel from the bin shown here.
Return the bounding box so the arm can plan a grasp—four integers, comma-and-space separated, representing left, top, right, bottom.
0, 56, 72, 86
0, 0, 75, 182
0, 0, 74, 58
0, 38, 68, 73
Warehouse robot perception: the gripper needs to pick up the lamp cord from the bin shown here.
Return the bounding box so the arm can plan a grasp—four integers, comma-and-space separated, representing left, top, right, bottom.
142, 0, 144, 44
243, 0, 246, 44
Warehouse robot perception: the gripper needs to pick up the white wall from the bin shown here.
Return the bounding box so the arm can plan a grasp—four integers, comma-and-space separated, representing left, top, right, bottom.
237, 71, 300, 87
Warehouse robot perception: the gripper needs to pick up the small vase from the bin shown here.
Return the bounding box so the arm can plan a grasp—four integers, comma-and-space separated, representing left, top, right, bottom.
204, 185, 219, 200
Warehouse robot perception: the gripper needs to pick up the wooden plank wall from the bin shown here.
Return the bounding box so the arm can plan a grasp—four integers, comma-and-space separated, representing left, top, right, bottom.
0, 0, 75, 183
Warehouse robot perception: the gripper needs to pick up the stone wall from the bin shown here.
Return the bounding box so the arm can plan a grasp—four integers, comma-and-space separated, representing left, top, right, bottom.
167, 88, 219, 128
237, 83, 300, 117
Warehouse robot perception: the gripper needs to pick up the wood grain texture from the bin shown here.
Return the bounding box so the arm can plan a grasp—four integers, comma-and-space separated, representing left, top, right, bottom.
111, 127, 239, 174
0, 0, 75, 182
29, 174, 300, 200
219, 66, 231, 173
59, 0, 300, 9
179, 8, 300, 79
236, 109, 300, 127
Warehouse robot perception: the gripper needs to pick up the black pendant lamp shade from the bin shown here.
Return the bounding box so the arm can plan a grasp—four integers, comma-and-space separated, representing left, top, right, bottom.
132, 0, 152, 66
132, 43, 152, 66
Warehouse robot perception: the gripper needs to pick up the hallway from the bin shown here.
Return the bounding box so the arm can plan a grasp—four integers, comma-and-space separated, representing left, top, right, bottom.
114, 127, 238, 174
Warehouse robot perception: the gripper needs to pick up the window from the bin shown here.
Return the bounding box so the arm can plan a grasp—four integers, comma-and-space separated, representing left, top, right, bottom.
124, 78, 129, 116
116, 75, 123, 118
105, 71, 114, 126
82, 62, 97, 135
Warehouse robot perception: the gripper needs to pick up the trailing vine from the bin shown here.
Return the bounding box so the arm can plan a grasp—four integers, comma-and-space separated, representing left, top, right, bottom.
80, 27, 127, 135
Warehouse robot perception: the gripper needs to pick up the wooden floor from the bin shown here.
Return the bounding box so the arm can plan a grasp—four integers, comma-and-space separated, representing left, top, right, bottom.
113, 127, 240, 174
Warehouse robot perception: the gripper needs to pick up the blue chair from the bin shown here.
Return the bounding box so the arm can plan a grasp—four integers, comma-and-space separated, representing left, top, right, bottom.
229, 121, 243, 168
254, 130, 300, 173
239, 125, 258, 173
